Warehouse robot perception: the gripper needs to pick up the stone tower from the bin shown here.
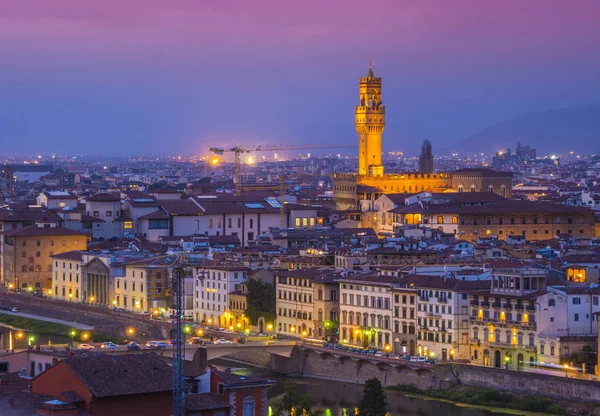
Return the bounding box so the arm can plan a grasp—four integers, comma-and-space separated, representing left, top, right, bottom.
356, 61, 385, 177
418, 140, 434, 173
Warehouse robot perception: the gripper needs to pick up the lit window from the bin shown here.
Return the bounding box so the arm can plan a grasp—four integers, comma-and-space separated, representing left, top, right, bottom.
124, 221, 133, 229
59, 202, 66, 207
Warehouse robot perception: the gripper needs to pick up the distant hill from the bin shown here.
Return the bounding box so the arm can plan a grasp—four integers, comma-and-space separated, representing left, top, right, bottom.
457, 101, 600, 154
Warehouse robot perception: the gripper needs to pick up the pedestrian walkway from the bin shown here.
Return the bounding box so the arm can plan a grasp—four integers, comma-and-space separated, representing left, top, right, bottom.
1, 310, 94, 330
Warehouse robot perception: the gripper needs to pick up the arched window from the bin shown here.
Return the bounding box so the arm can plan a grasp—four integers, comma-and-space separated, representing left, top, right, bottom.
318, 309, 323, 321
458, 184, 464, 193
500, 185, 507, 198
452, 216, 458, 224
488, 185, 494, 192
437, 216, 444, 224
548, 299, 555, 307
470, 184, 477, 193
242, 396, 256, 416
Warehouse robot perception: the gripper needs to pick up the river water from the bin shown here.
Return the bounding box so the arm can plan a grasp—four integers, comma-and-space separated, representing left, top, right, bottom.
211, 360, 497, 416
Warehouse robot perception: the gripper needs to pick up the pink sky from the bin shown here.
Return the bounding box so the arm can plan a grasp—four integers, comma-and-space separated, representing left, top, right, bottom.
1, 0, 599, 155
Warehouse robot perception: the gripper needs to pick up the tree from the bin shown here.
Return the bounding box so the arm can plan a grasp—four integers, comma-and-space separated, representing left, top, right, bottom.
358, 377, 387, 416
275, 380, 311, 416
244, 279, 276, 325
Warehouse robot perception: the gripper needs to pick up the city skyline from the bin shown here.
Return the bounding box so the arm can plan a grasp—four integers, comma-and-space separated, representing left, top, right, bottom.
1, 0, 599, 155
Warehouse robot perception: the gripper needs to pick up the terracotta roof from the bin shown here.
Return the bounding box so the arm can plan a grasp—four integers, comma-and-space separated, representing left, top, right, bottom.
211, 369, 275, 387
59, 353, 172, 398
87, 193, 121, 202
185, 393, 231, 411
2, 225, 87, 238
138, 210, 169, 220
158, 199, 204, 215
51, 250, 83, 261
0, 208, 63, 223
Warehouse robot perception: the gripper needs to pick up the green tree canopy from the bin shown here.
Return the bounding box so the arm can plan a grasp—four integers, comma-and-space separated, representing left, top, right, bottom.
275, 380, 311, 415
244, 279, 276, 325
358, 377, 387, 416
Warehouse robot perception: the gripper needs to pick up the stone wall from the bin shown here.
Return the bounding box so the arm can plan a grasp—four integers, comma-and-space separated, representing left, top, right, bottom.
267, 347, 600, 403
454, 364, 600, 403
270, 347, 458, 390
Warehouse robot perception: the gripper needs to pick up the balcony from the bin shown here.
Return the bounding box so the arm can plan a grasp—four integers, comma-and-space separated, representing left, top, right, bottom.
481, 301, 490, 307
438, 297, 448, 304
425, 312, 442, 318
420, 296, 430, 302
470, 300, 480, 306
492, 302, 502, 308
502, 303, 513, 310
515, 304, 524, 311
526, 305, 536, 311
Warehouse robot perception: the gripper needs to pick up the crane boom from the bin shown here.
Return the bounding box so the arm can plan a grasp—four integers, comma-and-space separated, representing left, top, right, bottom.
209, 143, 356, 196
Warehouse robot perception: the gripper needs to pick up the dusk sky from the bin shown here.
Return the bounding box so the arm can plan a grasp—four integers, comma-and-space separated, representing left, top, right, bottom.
1, 0, 599, 156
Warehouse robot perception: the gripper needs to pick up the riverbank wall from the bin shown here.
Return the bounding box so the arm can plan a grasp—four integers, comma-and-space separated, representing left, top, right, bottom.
262, 346, 600, 403
454, 364, 600, 403
269, 346, 458, 390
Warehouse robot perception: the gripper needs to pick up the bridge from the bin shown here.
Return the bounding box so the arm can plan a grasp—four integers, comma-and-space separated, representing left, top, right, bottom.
156, 341, 297, 361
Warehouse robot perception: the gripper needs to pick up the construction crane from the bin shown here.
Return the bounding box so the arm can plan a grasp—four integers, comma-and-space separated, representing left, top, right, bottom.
209, 144, 356, 196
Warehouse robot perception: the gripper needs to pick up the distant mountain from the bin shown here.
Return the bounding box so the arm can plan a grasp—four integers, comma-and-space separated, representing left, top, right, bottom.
458, 101, 600, 155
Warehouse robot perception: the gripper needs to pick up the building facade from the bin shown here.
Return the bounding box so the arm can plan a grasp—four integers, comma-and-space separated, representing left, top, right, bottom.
3, 224, 87, 291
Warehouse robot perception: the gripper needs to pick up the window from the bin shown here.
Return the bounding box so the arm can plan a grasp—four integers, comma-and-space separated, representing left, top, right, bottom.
106, 211, 112, 217
437, 216, 443, 224
574, 313, 579, 322
573, 297, 581, 305
123, 221, 133, 229
93, 211, 100, 217
217, 383, 224, 395
149, 219, 169, 229
548, 299, 555, 307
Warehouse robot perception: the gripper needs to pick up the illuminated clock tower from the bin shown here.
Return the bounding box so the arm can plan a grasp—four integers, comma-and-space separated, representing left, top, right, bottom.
356, 61, 385, 177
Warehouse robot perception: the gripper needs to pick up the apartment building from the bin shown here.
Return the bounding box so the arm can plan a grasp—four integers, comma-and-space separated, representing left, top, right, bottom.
312, 273, 339, 341
391, 286, 417, 355
469, 268, 545, 369
85, 193, 124, 239
404, 275, 486, 361
338, 275, 395, 350
193, 264, 249, 327
536, 286, 600, 364
113, 258, 173, 312
275, 269, 324, 338
52, 251, 83, 301
2, 224, 87, 291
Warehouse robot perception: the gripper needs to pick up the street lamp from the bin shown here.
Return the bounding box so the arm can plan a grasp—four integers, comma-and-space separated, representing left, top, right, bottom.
81, 332, 90, 341
69, 330, 76, 346
267, 324, 273, 331
450, 349, 455, 361
127, 327, 135, 336
89, 296, 95, 303
28, 336, 35, 346
69, 293, 73, 302
196, 329, 204, 336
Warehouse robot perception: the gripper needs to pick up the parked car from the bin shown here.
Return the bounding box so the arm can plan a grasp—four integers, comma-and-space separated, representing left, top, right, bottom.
10, 307, 19, 312
374, 351, 383, 357
189, 337, 205, 345
126, 342, 141, 351
410, 356, 419, 362
146, 341, 159, 348
100, 342, 120, 349
215, 339, 232, 344
417, 356, 427, 363
78, 343, 94, 351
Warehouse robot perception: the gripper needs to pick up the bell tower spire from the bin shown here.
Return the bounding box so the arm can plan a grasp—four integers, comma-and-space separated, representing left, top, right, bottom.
356, 61, 385, 177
